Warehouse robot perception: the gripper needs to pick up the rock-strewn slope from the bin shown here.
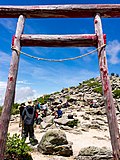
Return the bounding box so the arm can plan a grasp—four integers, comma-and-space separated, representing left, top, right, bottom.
9, 74, 120, 160
47, 75, 120, 112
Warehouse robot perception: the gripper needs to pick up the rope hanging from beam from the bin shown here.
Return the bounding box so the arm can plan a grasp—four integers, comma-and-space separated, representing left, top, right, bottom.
11, 44, 106, 62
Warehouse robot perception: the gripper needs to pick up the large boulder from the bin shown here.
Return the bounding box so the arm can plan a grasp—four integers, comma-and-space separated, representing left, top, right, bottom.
37, 129, 73, 157
75, 146, 113, 160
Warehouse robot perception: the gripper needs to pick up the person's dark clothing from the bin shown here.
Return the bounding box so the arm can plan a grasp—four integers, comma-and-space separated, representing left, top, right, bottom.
19, 104, 25, 128
19, 106, 25, 116
24, 124, 34, 139
35, 103, 41, 111
57, 109, 62, 118
35, 111, 39, 124
22, 105, 35, 140
22, 105, 35, 125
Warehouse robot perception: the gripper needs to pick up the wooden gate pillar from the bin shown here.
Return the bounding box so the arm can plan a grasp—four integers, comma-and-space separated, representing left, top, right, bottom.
94, 13, 120, 159
0, 15, 25, 159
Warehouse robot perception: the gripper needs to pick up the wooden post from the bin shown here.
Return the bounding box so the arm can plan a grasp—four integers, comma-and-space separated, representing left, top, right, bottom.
0, 15, 25, 159
94, 13, 120, 159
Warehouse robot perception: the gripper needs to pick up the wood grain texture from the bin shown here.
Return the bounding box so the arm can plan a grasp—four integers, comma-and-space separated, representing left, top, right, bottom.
0, 15, 25, 159
94, 13, 120, 160
20, 34, 98, 47
0, 4, 120, 18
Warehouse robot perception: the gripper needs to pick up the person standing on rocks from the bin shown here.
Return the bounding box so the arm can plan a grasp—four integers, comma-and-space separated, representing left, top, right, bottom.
22, 100, 38, 145
19, 103, 25, 127
42, 103, 48, 117
35, 100, 41, 111
56, 105, 63, 118
19, 103, 26, 137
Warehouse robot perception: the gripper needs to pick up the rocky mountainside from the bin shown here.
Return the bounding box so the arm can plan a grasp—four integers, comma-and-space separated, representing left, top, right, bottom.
9, 74, 120, 160
46, 74, 120, 112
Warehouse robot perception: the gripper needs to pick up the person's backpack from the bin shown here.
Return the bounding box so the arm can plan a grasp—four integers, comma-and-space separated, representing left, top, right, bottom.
23, 106, 35, 125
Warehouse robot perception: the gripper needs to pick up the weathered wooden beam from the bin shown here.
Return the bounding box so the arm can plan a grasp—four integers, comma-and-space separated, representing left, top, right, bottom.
94, 14, 120, 159
20, 34, 98, 47
0, 15, 25, 159
0, 4, 120, 18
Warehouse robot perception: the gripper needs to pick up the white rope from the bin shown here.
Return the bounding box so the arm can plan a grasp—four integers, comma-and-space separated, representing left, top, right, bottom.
11, 44, 106, 62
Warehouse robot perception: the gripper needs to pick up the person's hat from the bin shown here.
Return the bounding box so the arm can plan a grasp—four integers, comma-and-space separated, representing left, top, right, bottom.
25, 100, 34, 106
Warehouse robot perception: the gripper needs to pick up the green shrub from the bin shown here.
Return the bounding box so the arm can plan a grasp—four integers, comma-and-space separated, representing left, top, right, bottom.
87, 81, 100, 88
78, 83, 83, 89
5, 133, 32, 160
82, 78, 95, 84
66, 96, 70, 100
93, 86, 103, 94
113, 90, 120, 98
11, 108, 19, 115
89, 78, 95, 81
67, 119, 78, 128
82, 78, 100, 88
37, 94, 50, 104
0, 103, 20, 116
83, 80, 88, 84
53, 91, 60, 95
11, 103, 20, 115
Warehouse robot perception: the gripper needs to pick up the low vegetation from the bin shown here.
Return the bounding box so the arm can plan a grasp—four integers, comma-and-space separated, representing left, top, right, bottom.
11, 103, 20, 115
83, 78, 95, 84
66, 95, 70, 100
37, 94, 51, 104
0, 103, 20, 116
113, 89, 120, 98
87, 81, 100, 88
5, 133, 33, 160
93, 86, 103, 94
67, 119, 79, 128
0, 74, 120, 117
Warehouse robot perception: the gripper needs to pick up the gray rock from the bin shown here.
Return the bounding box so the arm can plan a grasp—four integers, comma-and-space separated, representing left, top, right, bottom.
40, 121, 53, 129
54, 117, 78, 128
38, 129, 73, 157
60, 125, 73, 130
42, 115, 54, 123
75, 146, 113, 160
82, 114, 90, 120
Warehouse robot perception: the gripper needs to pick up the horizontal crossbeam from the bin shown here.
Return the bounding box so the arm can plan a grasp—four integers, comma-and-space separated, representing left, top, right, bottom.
0, 4, 120, 18
20, 34, 98, 47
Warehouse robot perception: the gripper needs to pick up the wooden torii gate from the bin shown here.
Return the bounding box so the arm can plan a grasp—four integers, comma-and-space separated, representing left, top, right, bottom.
0, 4, 120, 160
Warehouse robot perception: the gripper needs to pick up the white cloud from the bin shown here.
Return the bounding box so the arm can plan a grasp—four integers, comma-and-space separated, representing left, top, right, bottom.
15, 86, 39, 103
0, 81, 6, 106
17, 80, 31, 85
0, 81, 7, 89
0, 80, 39, 106
107, 40, 120, 64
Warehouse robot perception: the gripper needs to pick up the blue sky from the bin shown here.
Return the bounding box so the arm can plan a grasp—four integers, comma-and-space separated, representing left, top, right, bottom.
0, 0, 120, 105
